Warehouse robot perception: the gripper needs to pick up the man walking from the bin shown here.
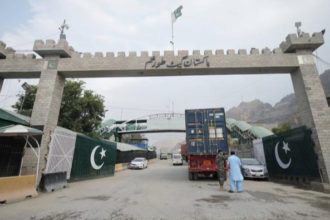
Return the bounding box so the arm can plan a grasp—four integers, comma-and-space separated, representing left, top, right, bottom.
227, 151, 243, 193
216, 150, 227, 191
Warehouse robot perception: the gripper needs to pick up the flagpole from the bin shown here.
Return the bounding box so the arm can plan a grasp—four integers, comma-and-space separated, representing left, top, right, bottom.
170, 5, 182, 51
171, 19, 174, 51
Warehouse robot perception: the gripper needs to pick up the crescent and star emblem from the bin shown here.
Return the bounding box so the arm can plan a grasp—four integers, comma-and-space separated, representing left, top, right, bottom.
275, 141, 291, 169
90, 145, 107, 170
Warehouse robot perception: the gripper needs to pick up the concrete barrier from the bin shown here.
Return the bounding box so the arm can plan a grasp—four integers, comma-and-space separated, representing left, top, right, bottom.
0, 175, 38, 204
115, 163, 124, 172
115, 163, 128, 172
39, 172, 67, 192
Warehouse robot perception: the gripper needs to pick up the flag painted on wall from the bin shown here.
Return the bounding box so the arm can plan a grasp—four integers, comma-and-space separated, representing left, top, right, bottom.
70, 134, 117, 181
262, 126, 319, 178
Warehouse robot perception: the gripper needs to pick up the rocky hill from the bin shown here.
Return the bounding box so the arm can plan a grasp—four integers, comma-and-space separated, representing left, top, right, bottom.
320, 69, 330, 96
226, 69, 330, 127
226, 99, 273, 123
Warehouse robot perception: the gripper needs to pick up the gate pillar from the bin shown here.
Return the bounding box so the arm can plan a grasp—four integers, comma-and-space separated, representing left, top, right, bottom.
20, 39, 74, 184
281, 33, 330, 183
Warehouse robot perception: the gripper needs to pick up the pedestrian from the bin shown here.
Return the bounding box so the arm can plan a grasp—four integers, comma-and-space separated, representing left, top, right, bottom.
227, 151, 244, 193
215, 149, 227, 191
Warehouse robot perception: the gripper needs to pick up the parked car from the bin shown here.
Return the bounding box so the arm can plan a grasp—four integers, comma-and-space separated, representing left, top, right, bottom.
172, 154, 183, 165
128, 157, 148, 169
241, 158, 268, 180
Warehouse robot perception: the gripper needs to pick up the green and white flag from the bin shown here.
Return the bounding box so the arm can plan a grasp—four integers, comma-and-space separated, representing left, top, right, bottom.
171, 5, 183, 23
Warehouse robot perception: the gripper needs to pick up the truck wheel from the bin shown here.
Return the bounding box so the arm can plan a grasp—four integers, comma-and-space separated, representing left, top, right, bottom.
189, 172, 193, 180
193, 173, 198, 180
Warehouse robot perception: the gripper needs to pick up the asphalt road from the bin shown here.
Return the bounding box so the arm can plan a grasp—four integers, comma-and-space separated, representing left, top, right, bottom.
1, 159, 330, 220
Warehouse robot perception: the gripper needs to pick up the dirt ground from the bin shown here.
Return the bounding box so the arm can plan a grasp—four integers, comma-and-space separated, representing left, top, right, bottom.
1, 159, 330, 220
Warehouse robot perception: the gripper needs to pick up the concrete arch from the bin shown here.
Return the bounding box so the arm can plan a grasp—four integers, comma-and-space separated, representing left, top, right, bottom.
1, 31, 330, 185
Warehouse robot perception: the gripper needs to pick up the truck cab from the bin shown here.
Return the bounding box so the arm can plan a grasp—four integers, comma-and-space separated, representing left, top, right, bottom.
160, 152, 168, 160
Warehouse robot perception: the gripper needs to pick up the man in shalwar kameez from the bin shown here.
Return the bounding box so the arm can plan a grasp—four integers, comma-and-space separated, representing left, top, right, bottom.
227, 151, 244, 192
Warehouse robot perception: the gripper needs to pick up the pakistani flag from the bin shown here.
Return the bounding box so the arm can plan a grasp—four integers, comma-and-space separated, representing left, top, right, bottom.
70, 134, 117, 181
262, 126, 319, 178
172, 5, 183, 23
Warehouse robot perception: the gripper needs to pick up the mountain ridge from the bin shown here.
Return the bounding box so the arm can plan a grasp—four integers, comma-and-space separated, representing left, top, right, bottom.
226, 69, 330, 128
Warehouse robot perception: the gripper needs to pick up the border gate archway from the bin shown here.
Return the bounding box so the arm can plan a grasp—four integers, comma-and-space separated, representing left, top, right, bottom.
1, 31, 330, 185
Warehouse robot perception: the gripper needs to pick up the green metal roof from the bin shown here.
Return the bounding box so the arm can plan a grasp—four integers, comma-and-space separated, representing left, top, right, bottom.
226, 118, 237, 131
101, 119, 116, 128
233, 120, 252, 132
0, 108, 30, 126
226, 118, 236, 126
249, 126, 273, 138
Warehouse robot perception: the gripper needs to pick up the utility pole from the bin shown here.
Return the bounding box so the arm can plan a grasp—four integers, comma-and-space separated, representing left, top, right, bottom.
170, 21, 174, 50
170, 5, 183, 51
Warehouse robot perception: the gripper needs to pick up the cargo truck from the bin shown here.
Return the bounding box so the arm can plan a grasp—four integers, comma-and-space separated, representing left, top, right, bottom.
185, 108, 228, 180
180, 143, 188, 162
159, 148, 168, 160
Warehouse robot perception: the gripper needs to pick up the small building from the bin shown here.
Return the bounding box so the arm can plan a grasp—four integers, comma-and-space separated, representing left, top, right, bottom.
0, 109, 32, 177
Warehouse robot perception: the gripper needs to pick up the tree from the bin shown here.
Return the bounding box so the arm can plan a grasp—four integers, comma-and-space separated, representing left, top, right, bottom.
13, 80, 106, 138
272, 123, 291, 135
12, 85, 37, 117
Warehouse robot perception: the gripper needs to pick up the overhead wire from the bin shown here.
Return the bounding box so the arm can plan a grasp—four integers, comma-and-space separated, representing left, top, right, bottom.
313, 53, 330, 66
0, 79, 22, 108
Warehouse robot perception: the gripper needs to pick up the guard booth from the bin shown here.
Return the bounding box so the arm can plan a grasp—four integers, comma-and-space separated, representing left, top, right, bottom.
0, 125, 42, 204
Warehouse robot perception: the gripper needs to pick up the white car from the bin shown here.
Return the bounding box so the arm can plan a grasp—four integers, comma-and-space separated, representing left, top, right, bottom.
172, 154, 183, 165
128, 157, 148, 169
241, 158, 268, 180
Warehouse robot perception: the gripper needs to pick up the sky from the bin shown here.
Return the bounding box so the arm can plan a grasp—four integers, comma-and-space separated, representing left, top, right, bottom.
1, 0, 330, 146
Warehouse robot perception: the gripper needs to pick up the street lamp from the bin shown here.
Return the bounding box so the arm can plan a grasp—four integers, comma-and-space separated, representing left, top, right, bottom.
21, 82, 31, 90
19, 82, 31, 112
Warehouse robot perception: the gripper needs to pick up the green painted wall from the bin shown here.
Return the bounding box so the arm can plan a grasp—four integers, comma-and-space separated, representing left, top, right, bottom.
70, 134, 117, 181
263, 126, 319, 178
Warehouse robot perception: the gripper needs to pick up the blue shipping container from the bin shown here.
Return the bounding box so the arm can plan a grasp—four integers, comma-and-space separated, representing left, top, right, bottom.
134, 143, 147, 149
185, 108, 228, 155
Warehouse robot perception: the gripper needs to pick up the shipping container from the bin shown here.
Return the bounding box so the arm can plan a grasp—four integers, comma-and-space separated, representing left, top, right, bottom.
185, 108, 228, 180
185, 108, 228, 155
180, 143, 187, 161
70, 134, 117, 181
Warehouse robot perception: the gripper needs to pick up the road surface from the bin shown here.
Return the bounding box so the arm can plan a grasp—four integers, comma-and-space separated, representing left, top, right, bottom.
1, 159, 330, 220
